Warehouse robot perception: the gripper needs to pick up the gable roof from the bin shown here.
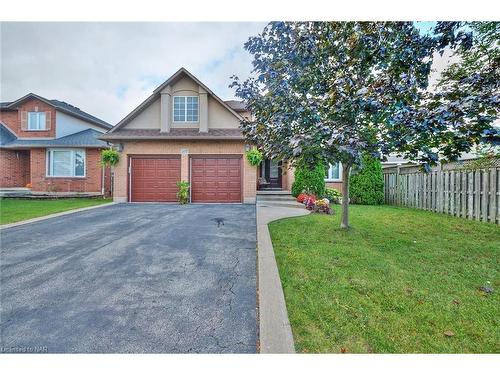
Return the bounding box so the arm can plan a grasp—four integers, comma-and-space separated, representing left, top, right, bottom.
0, 93, 112, 130
107, 67, 243, 134
0, 128, 109, 149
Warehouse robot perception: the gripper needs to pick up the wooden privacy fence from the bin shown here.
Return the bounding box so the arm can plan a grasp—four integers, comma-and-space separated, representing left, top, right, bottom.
383, 161, 499, 224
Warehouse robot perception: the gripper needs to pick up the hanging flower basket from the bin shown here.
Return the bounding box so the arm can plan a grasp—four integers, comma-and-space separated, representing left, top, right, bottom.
101, 148, 120, 167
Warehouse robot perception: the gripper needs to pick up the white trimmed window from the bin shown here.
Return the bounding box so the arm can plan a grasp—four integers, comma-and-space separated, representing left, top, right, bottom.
47, 149, 86, 177
28, 112, 46, 130
173, 96, 199, 122
325, 162, 342, 181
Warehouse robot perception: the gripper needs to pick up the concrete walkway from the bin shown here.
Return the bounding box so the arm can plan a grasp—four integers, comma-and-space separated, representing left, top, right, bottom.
256, 202, 310, 353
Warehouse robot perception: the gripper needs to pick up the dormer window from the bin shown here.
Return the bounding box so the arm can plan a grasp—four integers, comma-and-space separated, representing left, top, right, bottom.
28, 112, 46, 130
173, 96, 199, 122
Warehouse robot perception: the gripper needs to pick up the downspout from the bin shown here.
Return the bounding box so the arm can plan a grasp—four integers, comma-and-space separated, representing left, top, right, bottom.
101, 160, 105, 196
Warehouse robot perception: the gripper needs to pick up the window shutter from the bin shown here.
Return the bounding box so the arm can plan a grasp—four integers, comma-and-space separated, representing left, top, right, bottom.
45, 111, 51, 130
20, 111, 28, 130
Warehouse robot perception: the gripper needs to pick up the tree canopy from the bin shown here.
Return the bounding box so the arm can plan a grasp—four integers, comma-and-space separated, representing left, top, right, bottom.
231, 21, 499, 227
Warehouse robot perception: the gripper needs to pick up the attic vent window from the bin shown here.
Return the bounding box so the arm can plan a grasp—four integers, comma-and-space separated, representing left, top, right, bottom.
173, 96, 199, 122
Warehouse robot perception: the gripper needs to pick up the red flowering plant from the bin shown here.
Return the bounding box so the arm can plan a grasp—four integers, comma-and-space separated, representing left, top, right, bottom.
296, 192, 308, 203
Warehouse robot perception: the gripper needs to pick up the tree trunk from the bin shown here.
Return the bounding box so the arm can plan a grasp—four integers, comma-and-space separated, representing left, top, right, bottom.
340, 163, 351, 229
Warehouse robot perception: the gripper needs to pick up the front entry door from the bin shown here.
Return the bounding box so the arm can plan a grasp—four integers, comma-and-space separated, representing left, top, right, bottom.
262, 159, 282, 189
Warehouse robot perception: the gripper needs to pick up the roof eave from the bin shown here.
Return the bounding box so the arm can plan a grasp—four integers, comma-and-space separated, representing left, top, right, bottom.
0, 144, 107, 149
4, 93, 55, 109
99, 135, 245, 141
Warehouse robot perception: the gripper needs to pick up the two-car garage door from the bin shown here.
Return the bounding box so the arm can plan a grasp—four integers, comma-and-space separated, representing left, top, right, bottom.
129, 156, 242, 203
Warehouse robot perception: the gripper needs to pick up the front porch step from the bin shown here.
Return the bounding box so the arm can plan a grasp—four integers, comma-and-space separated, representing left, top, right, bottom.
257, 200, 305, 209
256, 190, 292, 195
257, 194, 296, 202
257, 201, 305, 209
256, 192, 305, 209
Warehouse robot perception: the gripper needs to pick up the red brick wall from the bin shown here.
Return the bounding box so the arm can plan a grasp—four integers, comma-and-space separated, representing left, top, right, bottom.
104, 166, 112, 197
0, 149, 30, 187
326, 181, 343, 192
30, 148, 104, 193
0, 98, 56, 138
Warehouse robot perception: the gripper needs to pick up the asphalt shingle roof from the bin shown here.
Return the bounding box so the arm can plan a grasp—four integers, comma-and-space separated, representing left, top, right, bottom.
0, 123, 17, 145
100, 128, 244, 140
0, 128, 109, 149
224, 100, 247, 112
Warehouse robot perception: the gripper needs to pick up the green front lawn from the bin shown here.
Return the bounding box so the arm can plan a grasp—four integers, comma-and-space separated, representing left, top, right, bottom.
0, 198, 112, 225
269, 205, 500, 353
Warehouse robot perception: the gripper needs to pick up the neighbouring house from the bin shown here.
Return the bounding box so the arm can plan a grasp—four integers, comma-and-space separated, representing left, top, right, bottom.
0, 93, 113, 195
100, 67, 344, 203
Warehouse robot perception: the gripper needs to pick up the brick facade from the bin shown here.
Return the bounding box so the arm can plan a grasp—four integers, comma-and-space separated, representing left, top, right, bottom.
113, 140, 257, 203
1, 97, 111, 194
326, 181, 343, 191
0, 98, 56, 138
29, 148, 104, 193
0, 149, 30, 187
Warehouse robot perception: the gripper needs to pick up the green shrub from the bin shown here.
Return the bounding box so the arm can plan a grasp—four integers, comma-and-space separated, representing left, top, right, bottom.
176, 181, 190, 204
246, 147, 263, 166
291, 162, 325, 197
324, 187, 342, 203
350, 155, 384, 205
100, 148, 120, 167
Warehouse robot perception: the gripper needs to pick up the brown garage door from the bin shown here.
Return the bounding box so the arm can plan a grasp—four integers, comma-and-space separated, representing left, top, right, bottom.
191, 156, 242, 203
130, 157, 181, 202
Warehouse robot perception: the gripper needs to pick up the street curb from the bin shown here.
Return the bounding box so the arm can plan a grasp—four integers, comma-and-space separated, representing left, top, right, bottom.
256, 204, 310, 353
0, 202, 117, 229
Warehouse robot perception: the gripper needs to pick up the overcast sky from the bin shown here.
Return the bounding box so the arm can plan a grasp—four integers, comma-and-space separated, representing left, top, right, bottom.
1, 22, 266, 124
1, 22, 449, 126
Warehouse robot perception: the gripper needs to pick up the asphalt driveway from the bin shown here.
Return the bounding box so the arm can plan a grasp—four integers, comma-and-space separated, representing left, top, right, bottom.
0, 203, 257, 353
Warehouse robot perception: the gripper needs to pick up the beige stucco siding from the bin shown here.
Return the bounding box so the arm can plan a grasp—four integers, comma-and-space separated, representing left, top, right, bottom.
125, 98, 161, 129
171, 76, 199, 95
113, 140, 257, 204
207, 96, 240, 129
121, 74, 240, 131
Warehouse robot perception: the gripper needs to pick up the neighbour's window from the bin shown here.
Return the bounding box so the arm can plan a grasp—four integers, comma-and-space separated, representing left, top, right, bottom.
47, 149, 86, 177
173, 96, 199, 122
325, 162, 342, 181
28, 112, 46, 130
